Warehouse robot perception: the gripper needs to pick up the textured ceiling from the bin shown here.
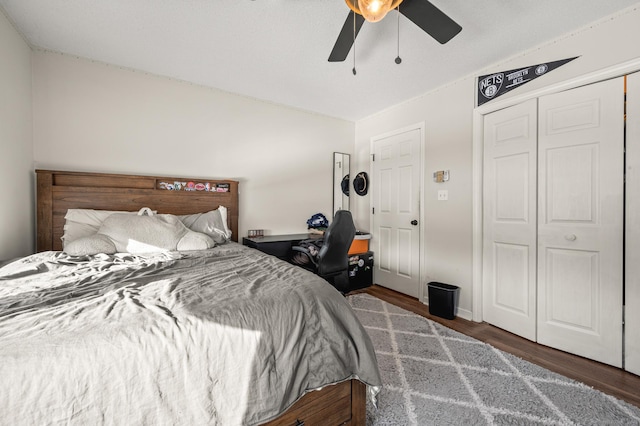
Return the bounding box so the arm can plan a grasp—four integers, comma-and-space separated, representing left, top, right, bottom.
2, 0, 639, 121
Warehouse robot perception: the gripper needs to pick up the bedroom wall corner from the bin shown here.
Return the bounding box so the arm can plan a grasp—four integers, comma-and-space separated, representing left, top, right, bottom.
354, 79, 475, 318
0, 7, 34, 261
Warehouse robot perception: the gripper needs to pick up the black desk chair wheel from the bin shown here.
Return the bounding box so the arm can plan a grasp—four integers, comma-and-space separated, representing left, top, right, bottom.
292, 210, 356, 292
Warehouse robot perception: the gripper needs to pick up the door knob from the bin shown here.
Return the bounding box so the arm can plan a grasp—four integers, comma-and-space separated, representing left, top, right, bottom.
565, 234, 577, 241
411, 220, 418, 226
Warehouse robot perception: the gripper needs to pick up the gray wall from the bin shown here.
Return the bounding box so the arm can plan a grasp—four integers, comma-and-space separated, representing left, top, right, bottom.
0, 9, 33, 261
31, 51, 356, 240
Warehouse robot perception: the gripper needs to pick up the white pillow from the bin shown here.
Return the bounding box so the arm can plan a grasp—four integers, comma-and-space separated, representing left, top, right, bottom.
62, 209, 150, 248
98, 211, 214, 254
218, 206, 233, 239
177, 231, 215, 251
179, 206, 232, 244
64, 234, 117, 256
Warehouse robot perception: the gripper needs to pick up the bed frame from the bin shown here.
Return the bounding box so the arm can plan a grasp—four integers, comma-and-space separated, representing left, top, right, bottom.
36, 169, 240, 251
34, 169, 366, 425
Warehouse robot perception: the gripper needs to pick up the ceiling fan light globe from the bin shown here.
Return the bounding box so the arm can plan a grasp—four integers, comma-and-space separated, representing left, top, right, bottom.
344, 0, 403, 22
362, 0, 391, 22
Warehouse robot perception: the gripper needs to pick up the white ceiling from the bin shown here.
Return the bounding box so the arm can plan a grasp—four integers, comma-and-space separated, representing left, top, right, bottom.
2, 0, 639, 121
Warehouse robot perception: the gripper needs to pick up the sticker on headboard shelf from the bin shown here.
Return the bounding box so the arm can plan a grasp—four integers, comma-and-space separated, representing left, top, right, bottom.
158, 181, 228, 192
215, 183, 230, 192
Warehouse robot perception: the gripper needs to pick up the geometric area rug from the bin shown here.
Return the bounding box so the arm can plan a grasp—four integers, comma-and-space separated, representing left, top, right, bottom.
347, 293, 640, 426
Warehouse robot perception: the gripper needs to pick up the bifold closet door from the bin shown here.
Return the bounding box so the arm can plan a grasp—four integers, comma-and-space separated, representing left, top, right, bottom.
482, 99, 538, 341
537, 77, 624, 368
626, 72, 640, 376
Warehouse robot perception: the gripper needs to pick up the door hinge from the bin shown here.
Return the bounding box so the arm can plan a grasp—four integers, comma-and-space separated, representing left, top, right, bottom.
371, 153, 375, 162
372, 207, 375, 214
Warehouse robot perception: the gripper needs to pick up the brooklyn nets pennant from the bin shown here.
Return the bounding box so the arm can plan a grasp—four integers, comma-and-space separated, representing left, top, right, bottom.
477, 57, 579, 106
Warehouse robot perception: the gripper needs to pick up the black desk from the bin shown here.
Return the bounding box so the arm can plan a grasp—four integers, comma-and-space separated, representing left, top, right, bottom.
242, 233, 321, 260
243, 233, 374, 291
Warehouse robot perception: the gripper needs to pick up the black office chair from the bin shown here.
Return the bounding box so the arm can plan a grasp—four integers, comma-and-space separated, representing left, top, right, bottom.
292, 210, 356, 291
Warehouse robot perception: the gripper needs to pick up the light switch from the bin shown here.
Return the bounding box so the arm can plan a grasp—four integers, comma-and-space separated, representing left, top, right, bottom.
438, 190, 448, 201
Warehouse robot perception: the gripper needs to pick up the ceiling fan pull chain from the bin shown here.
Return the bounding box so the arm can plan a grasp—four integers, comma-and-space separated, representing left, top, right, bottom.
352, 11, 357, 75
395, 6, 402, 64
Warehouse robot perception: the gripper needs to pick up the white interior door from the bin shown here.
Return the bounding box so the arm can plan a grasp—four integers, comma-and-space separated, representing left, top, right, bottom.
537, 78, 624, 368
482, 99, 538, 341
626, 72, 640, 376
372, 128, 421, 298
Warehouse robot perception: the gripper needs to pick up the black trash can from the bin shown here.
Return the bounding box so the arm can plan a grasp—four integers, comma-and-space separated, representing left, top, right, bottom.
427, 282, 459, 320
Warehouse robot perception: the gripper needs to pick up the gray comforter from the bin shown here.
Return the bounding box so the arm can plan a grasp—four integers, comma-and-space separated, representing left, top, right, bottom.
0, 243, 381, 425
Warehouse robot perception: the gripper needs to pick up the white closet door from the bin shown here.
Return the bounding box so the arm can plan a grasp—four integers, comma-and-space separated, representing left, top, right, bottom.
537, 78, 624, 368
626, 72, 640, 376
483, 99, 538, 340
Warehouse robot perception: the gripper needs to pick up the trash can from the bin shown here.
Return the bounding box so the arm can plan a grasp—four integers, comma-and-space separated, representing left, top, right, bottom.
427, 282, 459, 320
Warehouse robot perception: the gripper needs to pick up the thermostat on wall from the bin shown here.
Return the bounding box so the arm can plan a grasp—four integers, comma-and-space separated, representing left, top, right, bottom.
433, 170, 449, 183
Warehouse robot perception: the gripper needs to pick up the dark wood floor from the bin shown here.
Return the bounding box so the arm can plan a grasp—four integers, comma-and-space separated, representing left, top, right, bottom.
357, 285, 640, 409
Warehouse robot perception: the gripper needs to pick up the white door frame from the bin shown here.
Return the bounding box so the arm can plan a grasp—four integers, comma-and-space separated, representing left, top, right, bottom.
370, 122, 427, 301
626, 72, 640, 375
472, 57, 640, 322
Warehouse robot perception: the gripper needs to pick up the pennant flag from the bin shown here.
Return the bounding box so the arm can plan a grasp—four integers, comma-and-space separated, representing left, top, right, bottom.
477, 57, 579, 106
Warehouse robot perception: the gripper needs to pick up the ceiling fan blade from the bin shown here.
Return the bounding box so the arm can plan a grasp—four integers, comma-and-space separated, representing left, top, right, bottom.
400, 0, 461, 44
328, 11, 365, 62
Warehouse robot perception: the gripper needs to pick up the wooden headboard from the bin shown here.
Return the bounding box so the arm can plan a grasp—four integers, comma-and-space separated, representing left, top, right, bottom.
36, 169, 239, 252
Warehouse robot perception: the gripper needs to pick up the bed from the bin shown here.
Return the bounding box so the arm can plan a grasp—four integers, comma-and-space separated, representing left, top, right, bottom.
0, 169, 381, 425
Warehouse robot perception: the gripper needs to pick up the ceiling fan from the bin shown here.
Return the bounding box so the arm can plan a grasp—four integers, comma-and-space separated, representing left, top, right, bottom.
328, 0, 462, 62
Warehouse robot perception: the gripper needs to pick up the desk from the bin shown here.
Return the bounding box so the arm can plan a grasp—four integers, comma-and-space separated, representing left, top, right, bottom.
242, 233, 321, 261
243, 233, 374, 291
